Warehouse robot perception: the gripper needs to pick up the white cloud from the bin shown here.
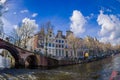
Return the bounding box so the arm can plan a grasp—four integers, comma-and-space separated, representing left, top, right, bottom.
20, 9, 29, 13
32, 13, 38, 17
0, 0, 7, 14
22, 17, 38, 33
13, 25, 18, 29
0, 0, 6, 5
4, 7, 9, 12
1, 17, 14, 34
97, 10, 120, 45
86, 13, 94, 20
1, 17, 38, 35
70, 10, 87, 37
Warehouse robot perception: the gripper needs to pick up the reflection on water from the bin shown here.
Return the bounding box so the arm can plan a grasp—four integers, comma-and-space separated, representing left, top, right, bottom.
0, 55, 11, 69
0, 49, 15, 69
0, 54, 120, 80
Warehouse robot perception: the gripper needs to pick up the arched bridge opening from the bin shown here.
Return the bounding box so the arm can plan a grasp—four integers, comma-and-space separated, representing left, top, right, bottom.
25, 55, 38, 68
0, 45, 20, 68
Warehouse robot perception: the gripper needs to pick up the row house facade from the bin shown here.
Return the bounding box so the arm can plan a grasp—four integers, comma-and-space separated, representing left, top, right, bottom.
45, 28, 56, 56
55, 30, 66, 58
27, 29, 78, 59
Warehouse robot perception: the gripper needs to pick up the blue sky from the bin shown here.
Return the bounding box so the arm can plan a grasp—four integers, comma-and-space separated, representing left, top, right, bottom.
1, 0, 120, 44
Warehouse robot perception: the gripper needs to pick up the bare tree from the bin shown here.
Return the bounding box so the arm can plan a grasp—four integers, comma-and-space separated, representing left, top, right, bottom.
11, 26, 22, 46
67, 33, 81, 58
12, 18, 38, 48
0, 18, 3, 37
0, 0, 7, 37
37, 21, 54, 56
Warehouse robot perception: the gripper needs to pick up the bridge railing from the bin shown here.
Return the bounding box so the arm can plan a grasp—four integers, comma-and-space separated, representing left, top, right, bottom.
0, 33, 18, 46
0, 32, 36, 54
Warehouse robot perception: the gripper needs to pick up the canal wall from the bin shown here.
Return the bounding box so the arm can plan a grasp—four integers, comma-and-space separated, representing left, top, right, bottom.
36, 55, 58, 67
17, 54, 79, 68
36, 53, 119, 68
36, 55, 79, 67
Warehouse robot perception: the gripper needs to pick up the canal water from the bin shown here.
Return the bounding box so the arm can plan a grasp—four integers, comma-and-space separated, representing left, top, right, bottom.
0, 54, 120, 80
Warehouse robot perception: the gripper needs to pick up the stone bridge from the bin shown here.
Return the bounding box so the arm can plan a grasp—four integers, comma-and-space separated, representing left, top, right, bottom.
0, 38, 58, 68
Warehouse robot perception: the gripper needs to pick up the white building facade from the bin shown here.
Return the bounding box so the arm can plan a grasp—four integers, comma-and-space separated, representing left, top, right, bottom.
55, 30, 66, 58
31, 30, 79, 59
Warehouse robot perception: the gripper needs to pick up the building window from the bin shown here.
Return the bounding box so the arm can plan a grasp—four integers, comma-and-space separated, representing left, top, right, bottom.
59, 45, 61, 48
66, 51, 68, 57
49, 43, 51, 47
52, 44, 54, 47
56, 44, 58, 48
59, 50, 61, 56
62, 50, 64, 56
62, 45, 64, 48
59, 40, 61, 43
62, 40, 64, 43
52, 49, 54, 54
49, 35, 52, 37
56, 49, 58, 56
56, 40, 58, 42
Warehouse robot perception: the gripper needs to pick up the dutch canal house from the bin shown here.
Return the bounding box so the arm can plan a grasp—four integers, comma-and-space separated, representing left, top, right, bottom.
27, 29, 79, 60
55, 30, 66, 60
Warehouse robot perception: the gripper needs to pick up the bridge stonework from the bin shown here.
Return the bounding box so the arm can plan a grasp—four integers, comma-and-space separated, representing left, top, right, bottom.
0, 38, 58, 68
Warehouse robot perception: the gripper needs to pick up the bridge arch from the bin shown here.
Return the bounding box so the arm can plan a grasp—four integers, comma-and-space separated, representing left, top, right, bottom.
0, 44, 20, 67
25, 55, 38, 68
